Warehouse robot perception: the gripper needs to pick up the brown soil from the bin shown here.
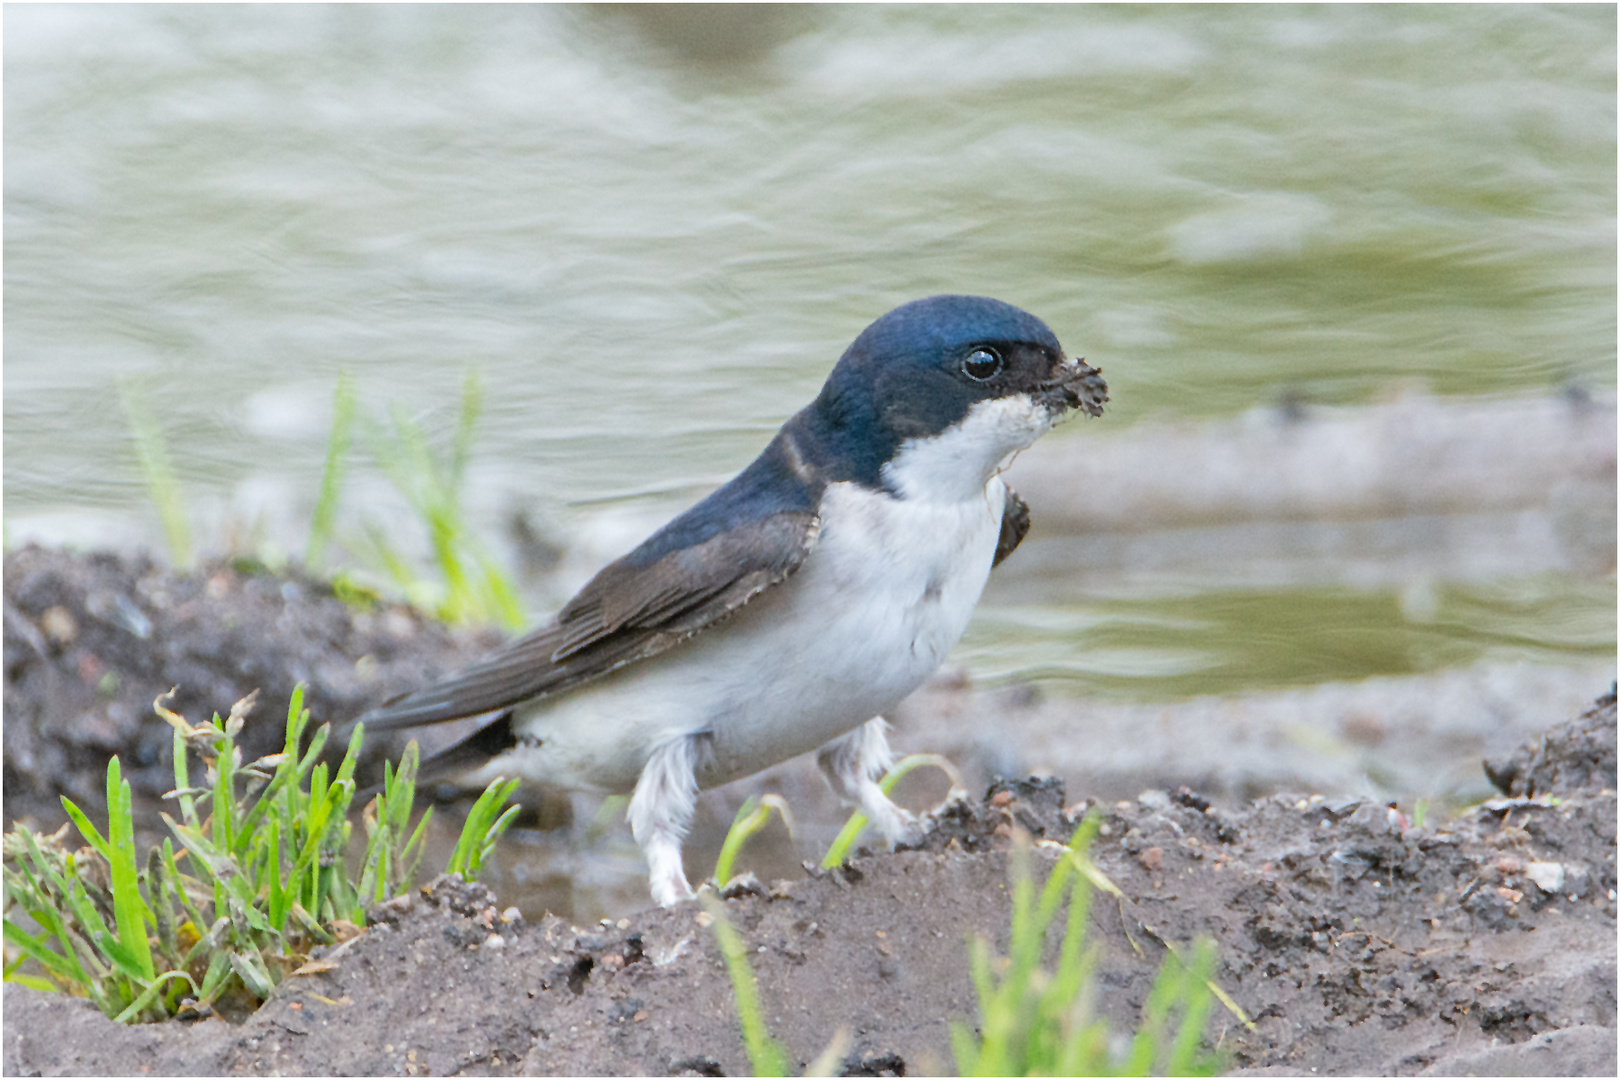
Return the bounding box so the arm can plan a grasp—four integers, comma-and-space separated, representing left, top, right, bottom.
3, 547, 1615, 1076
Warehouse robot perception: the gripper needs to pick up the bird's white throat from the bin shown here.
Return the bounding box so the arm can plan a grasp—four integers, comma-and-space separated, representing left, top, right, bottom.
882, 393, 1053, 502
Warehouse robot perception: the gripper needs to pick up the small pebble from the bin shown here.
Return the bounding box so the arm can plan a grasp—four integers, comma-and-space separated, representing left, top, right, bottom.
41, 606, 78, 644
1524, 861, 1565, 894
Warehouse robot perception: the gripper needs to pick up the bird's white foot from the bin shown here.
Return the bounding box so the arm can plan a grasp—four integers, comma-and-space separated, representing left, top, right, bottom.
817, 718, 926, 847
645, 834, 696, 907
629, 735, 700, 907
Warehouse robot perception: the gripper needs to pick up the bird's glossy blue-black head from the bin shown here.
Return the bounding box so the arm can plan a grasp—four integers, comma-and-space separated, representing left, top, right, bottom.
793, 294, 1095, 489
620, 295, 1103, 565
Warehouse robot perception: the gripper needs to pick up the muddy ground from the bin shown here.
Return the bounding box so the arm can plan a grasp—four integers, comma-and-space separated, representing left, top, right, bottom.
2, 545, 507, 816
3, 547, 1616, 1076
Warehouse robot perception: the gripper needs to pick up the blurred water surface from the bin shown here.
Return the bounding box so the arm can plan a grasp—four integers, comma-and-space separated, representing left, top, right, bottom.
5, 4, 1614, 699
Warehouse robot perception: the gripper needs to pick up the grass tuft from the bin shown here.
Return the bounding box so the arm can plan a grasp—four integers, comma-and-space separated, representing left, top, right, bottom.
2, 686, 518, 1022
699, 806, 1228, 1077
446, 777, 522, 880
116, 368, 525, 631
361, 370, 525, 630
952, 818, 1226, 1076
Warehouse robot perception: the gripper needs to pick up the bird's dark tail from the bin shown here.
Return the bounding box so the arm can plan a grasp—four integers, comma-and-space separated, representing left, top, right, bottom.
419, 712, 520, 785
352, 712, 519, 805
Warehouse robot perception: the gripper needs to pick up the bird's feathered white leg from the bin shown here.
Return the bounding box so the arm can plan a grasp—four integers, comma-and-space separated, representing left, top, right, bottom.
628, 735, 700, 906
817, 718, 924, 846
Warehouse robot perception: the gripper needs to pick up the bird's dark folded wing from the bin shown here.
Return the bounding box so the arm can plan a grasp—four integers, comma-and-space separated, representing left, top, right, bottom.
993, 487, 1030, 568
552, 510, 819, 659
355, 508, 821, 732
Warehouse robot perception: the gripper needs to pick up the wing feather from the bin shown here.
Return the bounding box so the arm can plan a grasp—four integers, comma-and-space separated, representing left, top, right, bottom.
355, 508, 820, 732
993, 487, 1030, 568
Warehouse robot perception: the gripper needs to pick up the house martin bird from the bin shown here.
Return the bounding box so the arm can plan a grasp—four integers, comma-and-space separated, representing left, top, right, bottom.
356, 295, 1108, 906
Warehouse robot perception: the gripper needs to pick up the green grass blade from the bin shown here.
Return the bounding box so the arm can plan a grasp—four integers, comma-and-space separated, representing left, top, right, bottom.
197, 947, 233, 1003
383, 746, 416, 832
474, 549, 526, 631
992, 839, 1053, 1057
3, 920, 84, 985
118, 379, 192, 567
158, 838, 209, 940
476, 804, 520, 868
949, 1020, 979, 1077
948, 811, 1225, 1077
169, 726, 201, 831
448, 778, 519, 879
713, 795, 793, 887
1125, 946, 1184, 1075
699, 894, 788, 1077
228, 951, 275, 1000
398, 806, 433, 893
210, 727, 238, 855
112, 970, 196, 1024
360, 378, 523, 628
265, 825, 290, 931
9, 687, 555, 1022
59, 797, 111, 858
714, 796, 761, 887
306, 373, 356, 576
14, 839, 98, 986
359, 522, 422, 596
821, 753, 962, 868
104, 758, 156, 981
1167, 939, 1219, 1075
449, 369, 482, 492
147, 847, 180, 971
163, 815, 235, 885
288, 782, 341, 889
234, 685, 312, 845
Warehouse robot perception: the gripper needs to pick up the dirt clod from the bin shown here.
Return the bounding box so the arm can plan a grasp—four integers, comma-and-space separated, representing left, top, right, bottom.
1484, 687, 1617, 798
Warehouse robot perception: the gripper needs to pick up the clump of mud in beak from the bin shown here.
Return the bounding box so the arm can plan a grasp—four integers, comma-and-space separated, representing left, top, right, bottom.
1039, 358, 1108, 420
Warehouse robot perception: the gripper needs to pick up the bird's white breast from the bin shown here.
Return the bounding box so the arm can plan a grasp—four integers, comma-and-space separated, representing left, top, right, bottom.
493, 477, 1002, 793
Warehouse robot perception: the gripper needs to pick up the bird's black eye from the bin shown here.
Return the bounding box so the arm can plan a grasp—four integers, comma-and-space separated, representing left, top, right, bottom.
960, 347, 1003, 382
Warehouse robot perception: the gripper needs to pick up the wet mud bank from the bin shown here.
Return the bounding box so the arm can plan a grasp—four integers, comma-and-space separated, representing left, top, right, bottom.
4, 546, 1615, 1075
6, 698, 1615, 1076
